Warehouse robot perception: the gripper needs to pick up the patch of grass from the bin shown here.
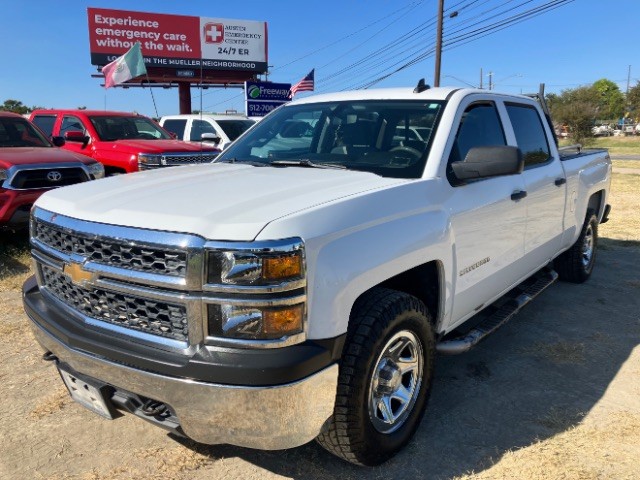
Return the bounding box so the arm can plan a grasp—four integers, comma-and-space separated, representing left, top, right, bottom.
612, 159, 640, 170
30, 386, 72, 420
536, 406, 586, 431
0, 230, 32, 292
564, 136, 640, 156
598, 173, 640, 243
521, 341, 586, 364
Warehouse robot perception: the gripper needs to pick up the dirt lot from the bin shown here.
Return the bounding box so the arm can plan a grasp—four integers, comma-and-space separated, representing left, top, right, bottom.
1, 170, 639, 479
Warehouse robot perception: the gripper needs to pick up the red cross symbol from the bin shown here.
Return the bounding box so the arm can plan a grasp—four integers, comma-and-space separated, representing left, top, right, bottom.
204, 23, 224, 44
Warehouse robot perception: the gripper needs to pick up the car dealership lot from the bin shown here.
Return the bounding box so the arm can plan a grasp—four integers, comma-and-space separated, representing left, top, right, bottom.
1, 168, 639, 479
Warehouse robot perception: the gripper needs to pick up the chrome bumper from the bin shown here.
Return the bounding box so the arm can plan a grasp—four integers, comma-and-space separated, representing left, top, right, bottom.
30, 320, 338, 450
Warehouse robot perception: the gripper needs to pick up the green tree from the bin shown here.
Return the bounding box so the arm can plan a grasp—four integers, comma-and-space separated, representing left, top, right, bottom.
627, 82, 640, 119
591, 78, 625, 120
1, 99, 30, 114
549, 86, 598, 144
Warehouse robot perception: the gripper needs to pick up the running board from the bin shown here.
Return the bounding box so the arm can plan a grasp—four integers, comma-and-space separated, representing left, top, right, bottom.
436, 268, 559, 355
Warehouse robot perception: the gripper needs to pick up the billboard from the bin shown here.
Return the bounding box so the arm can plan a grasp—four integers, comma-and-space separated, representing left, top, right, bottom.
245, 81, 291, 117
88, 8, 268, 73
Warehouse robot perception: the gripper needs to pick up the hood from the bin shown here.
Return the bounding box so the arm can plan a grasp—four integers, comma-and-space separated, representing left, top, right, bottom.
0, 147, 94, 168
100, 139, 219, 154
35, 163, 404, 241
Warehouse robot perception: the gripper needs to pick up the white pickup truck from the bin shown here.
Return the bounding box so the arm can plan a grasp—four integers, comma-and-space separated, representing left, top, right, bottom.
23, 84, 611, 466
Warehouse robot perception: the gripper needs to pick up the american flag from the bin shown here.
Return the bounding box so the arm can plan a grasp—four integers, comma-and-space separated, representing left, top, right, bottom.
290, 69, 315, 97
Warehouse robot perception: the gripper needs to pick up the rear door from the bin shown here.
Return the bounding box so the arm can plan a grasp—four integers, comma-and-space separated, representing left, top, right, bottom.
446, 99, 527, 328
503, 102, 565, 273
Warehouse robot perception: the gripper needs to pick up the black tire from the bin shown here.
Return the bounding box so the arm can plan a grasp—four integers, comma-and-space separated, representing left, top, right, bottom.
316, 287, 435, 466
555, 209, 598, 283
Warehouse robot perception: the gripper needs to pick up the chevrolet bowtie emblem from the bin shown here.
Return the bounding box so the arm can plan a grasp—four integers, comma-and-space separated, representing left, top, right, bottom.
63, 262, 94, 286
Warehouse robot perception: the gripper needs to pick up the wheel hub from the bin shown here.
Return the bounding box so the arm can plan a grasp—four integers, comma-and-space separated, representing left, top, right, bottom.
368, 330, 424, 434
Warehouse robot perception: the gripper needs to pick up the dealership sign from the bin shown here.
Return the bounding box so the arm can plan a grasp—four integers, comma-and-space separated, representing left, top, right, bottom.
88, 8, 268, 72
245, 81, 291, 117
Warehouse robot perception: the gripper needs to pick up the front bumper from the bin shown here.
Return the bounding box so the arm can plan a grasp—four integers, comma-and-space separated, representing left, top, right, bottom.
23, 275, 340, 450
29, 317, 338, 450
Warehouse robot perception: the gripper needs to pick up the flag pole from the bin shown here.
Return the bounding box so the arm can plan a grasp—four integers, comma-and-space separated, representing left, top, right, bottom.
145, 71, 159, 119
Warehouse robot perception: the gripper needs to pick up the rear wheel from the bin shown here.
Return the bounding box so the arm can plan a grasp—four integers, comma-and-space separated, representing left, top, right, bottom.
555, 209, 598, 283
316, 288, 435, 466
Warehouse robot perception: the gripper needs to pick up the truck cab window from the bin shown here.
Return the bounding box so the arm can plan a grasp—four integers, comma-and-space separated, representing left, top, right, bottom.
32, 115, 56, 137
61, 116, 85, 135
505, 103, 551, 167
190, 120, 217, 141
163, 119, 187, 139
448, 102, 506, 183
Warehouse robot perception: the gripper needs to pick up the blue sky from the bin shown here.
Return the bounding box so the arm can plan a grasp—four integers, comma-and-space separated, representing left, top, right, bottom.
1, 0, 637, 117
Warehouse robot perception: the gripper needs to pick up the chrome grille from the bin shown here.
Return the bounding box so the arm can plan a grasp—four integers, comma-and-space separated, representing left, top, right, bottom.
41, 265, 188, 342
162, 153, 218, 166
34, 220, 188, 277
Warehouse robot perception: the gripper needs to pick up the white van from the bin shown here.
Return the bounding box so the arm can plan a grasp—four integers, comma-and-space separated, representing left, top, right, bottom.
159, 114, 256, 150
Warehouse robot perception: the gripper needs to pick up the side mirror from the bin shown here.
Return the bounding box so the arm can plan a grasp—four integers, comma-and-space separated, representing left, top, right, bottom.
451, 146, 523, 182
51, 136, 65, 147
201, 132, 221, 144
64, 131, 89, 144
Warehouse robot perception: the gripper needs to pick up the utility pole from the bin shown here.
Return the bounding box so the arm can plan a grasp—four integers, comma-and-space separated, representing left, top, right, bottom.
434, 0, 444, 87
488, 71, 493, 90
626, 65, 631, 95
480, 67, 483, 89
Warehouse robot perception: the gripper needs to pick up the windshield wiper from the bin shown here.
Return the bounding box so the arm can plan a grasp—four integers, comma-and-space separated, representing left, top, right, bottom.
216, 158, 268, 167
269, 159, 346, 170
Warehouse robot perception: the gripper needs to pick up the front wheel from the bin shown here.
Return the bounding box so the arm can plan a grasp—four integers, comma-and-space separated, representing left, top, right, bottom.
316, 288, 435, 466
555, 209, 598, 283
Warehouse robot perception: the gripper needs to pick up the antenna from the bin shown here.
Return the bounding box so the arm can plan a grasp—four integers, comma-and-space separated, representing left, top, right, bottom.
414, 78, 431, 94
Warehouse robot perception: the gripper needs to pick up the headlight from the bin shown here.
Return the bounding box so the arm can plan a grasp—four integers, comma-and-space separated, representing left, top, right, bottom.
0, 169, 7, 181
207, 241, 304, 287
87, 162, 105, 179
205, 239, 306, 343
138, 153, 162, 170
208, 302, 304, 340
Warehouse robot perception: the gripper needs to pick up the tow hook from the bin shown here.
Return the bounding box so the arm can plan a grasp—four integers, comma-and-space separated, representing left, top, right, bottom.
42, 351, 58, 362
141, 399, 167, 416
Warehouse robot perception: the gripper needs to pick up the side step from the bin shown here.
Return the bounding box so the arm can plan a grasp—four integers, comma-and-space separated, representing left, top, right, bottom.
436, 268, 559, 355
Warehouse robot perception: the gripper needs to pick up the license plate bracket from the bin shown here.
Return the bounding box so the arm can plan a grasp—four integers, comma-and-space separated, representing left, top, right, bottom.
58, 365, 116, 419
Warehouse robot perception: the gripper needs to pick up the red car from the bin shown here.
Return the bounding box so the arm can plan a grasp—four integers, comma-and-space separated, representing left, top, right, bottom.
30, 110, 219, 175
0, 112, 104, 229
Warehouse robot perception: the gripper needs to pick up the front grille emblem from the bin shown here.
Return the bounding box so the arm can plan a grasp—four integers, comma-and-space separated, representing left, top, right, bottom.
63, 262, 94, 286
47, 171, 62, 182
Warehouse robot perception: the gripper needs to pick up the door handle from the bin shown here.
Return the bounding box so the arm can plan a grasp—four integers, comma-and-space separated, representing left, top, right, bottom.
554, 177, 566, 186
510, 190, 527, 201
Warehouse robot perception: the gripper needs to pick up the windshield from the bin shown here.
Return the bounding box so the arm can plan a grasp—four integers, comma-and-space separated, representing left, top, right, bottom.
216, 119, 255, 141
89, 115, 171, 141
217, 100, 445, 179
0, 117, 52, 148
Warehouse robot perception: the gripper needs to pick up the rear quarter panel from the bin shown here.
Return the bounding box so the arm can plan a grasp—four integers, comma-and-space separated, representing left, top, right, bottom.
560, 149, 611, 249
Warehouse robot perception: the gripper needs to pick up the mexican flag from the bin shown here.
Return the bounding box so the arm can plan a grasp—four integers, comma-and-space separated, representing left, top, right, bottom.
102, 42, 147, 89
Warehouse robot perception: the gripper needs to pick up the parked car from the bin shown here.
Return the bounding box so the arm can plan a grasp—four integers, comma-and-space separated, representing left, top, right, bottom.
23, 85, 611, 466
0, 111, 103, 229
159, 113, 256, 150
30, 110, 219, 175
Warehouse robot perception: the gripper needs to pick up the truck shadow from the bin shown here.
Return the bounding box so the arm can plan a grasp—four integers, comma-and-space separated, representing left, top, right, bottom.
171, 241, 640, 479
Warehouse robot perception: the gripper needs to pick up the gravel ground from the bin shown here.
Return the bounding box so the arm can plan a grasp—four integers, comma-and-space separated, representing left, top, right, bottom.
1, 238, 639, 479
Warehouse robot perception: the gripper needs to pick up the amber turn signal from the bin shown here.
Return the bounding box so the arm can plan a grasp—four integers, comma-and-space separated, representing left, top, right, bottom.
263, 304, 304, 335
262, 253, 303, 281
